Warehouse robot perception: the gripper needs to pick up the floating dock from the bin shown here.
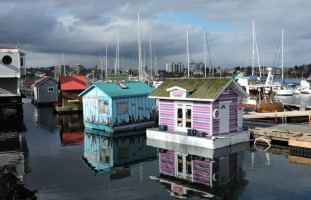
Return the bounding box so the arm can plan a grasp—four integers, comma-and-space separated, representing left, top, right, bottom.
244, 110, 310, 120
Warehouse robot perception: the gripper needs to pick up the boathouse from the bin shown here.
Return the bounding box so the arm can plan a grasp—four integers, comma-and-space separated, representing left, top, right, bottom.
78, 81, 156, 133
55, 76, 87, 114
32, 76, 58, 105
0, 47, 26, 116
146, 78, 250, 149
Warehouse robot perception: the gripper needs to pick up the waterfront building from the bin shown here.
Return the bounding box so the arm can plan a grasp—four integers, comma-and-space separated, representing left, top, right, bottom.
0, 47, 26, 115
79, 81, 156, 133
31, 76, 58, 105
55, 76, 87, 114
146, 78, 250, 149
81, 130, 157, 176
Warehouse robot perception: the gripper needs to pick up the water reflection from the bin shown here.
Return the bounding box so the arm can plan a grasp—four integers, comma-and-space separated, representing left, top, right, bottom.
34, 105, 58, 132
0, 111, 36, 199
147, 139, 250, 199
58, 114, 84, 146
81, 129, 157, 179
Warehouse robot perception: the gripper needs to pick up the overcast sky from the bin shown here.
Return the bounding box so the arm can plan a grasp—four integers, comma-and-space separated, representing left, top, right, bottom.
1, 0, 310, 69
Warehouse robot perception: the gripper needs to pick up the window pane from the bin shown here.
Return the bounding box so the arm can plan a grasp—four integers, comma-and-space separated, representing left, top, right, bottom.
99, 100, 108, 114
177, 108, 182, 127
186, 109, 191, 128
117, 102, 128, 114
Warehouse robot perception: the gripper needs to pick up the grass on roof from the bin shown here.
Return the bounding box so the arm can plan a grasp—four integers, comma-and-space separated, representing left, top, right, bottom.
149, 78, 232, 99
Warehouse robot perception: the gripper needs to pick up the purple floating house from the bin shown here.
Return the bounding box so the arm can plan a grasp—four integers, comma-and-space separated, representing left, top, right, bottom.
146, 78, 250, 149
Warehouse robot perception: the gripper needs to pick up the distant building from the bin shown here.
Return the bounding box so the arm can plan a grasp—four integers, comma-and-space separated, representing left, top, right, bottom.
32, 76, 58, 105
166, 62, 184, 73
55, 76, 87, 114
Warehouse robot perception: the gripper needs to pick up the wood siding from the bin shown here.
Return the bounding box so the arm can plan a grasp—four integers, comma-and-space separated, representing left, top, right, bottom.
213, 86, 239, 135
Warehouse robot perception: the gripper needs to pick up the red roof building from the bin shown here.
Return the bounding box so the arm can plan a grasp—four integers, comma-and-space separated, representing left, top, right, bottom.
59, 76, 87, 91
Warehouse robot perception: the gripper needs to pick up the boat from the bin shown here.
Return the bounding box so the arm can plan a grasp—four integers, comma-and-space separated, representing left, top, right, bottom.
275, 30, 294, 96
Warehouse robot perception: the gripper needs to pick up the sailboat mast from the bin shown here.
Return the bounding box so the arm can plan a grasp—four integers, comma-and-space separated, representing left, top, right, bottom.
149, 34, 153, 78
137, 9, 142, 81
105, 31, 108, 81
281, 29, 284, 81
203, 28, 207, 78
252, 20, 255, 76
187, 30, 190, 78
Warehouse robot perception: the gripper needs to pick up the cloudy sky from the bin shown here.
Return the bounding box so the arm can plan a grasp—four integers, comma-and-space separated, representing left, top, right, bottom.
0, 0, 310, 69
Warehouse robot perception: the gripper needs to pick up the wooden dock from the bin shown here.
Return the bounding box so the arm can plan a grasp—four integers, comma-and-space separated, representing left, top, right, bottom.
251, 127, 311, 149
244, 110, 310, 120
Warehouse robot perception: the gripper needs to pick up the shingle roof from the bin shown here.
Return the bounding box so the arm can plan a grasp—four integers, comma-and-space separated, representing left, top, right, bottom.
79, 81, 154, 98
59, 76, 87, 91
149, 78, 240, 100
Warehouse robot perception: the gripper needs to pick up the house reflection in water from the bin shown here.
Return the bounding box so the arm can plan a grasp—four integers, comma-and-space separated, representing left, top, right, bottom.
58, 113, 84, 146
147, 139, 249, 199
81, 130, 157, 179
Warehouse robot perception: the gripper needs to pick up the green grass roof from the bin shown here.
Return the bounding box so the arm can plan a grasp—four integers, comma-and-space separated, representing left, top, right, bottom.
149, 78, 232, 99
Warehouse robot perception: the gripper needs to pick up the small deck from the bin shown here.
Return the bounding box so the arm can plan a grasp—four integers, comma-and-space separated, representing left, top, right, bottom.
244, 110, 311, 120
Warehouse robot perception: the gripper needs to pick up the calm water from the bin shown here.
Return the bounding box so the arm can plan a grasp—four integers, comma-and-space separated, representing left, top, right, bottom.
1, 97, 311, 199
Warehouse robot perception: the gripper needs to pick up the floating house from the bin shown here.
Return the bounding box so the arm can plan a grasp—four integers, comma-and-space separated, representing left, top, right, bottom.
0, 47, 26, 115
55, 76, 87, 114
81, 130, 157, 176
79, 81, 156, 133
32, 76, 58, 105
148, 139, 249, 199
146, 78, 250, 149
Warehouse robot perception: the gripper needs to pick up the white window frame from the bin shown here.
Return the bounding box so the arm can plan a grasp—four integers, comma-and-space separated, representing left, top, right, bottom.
48, 87, 54, 92
174, 101, 193, 132
99, 100, 109, 114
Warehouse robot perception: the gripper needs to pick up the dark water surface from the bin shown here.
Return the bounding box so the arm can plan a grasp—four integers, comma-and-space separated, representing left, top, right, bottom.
1, 98, 311, 199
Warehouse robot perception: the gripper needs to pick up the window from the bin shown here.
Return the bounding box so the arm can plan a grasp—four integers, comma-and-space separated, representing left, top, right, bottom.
20, 57, 24, 67
99, 100, 109, 114
117, 102, 128, 114
2, 55, 12, 65
48, 87, 54, 92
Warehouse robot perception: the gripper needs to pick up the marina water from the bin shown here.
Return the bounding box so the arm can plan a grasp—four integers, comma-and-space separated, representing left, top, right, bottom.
1, 97, 311, 199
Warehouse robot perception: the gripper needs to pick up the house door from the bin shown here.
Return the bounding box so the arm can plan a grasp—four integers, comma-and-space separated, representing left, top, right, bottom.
219, 102, 229, 134
175, 103, 192, 132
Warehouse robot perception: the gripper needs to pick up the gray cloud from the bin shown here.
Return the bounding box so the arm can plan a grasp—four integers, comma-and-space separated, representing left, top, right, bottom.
0, 0, 310, 68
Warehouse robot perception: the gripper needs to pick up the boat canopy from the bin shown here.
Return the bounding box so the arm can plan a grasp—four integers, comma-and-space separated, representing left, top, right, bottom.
248, 75, 258, 81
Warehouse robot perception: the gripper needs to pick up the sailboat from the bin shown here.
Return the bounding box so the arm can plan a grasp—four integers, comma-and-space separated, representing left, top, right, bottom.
275, 30, 294, 96
237, 20, 283, 113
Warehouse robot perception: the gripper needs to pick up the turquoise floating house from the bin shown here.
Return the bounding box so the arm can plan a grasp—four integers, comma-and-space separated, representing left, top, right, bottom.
79, 81, 156, 133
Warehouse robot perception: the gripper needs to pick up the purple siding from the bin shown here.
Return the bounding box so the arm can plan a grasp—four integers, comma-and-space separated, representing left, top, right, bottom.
193, 102, 212, 135
159, 100, 175, 131
213, 86, 239, 135
193, 159, 211, 186
159, 150, 175, 176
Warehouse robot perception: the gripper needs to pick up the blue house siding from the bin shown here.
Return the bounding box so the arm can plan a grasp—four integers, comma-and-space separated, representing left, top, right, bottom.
80, 81, 156, 132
